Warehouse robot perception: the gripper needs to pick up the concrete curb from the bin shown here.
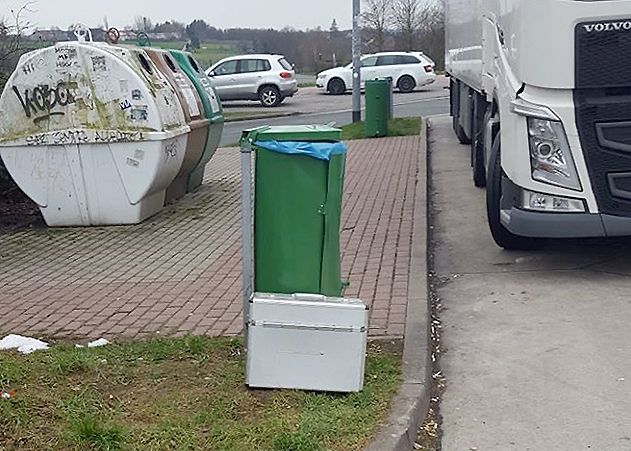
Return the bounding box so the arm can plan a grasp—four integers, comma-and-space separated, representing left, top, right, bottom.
223, 111, 302, 123
365, 120, 431, 451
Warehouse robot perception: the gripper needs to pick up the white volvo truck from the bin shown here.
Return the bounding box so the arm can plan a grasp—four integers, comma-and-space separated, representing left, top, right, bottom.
446, 0, 631, 249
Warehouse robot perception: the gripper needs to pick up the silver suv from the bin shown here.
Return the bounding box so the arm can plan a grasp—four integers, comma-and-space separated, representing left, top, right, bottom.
206, 54, 298, 107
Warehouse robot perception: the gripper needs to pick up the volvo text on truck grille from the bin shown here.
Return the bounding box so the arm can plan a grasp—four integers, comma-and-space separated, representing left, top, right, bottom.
445, 0, 631, 249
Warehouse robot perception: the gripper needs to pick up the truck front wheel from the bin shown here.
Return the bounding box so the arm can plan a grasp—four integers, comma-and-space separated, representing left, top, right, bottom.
486, 134, 541, 250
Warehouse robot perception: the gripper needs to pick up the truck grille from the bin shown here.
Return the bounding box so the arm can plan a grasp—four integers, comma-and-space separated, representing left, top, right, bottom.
575, 19, 631, 216
576, 19, 631, 89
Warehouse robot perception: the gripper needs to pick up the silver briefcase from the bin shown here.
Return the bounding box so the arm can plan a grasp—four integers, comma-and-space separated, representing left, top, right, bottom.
246, 292, 368, 393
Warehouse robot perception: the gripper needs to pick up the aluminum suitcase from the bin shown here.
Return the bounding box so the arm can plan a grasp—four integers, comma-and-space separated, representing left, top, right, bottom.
246, 293, 368, 393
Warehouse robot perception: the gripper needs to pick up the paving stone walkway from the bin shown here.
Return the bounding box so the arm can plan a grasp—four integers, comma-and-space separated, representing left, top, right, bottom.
0, 136, 420, 340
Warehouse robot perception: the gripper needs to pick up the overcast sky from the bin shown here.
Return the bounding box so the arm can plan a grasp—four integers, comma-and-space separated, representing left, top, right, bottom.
2, 0, 353, 31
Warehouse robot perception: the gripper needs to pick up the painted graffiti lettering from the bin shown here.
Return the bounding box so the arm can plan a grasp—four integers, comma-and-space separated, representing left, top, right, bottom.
94, 130, 144, 143
56, 47, 78, 68
12, 81, 76, 122
52, 130, 89, 145
22, 63, 35, 75
25, 133, 48, 146
120, 99, 132, 110
164, 141, 178, 158
24, 130, 144, 146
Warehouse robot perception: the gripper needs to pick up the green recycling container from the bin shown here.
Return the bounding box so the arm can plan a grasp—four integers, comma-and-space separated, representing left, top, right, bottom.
240, 125, 346, 297
169, 50, 224, 192
381, 77, 394, 119
365, 79, 390, 137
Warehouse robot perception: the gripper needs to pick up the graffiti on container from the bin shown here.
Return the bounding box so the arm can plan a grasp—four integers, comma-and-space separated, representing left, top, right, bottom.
130, 107, 148, 121
94, 130, 144, 143
52, 130, 89, 145
25, 130, 90, 146
132, 89, 142, 101
126, 157, 140, 168
12, 81, 76, 124
22, 62, 35, 75
56, 47, 78, 68
164, 141, 178, 158
21, 58, 44, 76
25, 133, 48, 146
119, 99, 132, 110
91, 56, 107, 72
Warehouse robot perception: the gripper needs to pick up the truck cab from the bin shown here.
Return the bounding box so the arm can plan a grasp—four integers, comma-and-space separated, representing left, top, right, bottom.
446, 0, 631, 249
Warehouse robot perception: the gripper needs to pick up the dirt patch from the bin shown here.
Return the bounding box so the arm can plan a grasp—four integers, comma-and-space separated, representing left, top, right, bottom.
0, 185, 43, 234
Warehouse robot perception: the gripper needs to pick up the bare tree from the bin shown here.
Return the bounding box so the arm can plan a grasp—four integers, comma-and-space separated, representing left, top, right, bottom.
0, 3, 32, 89
0, 4, 33, 190
361, 0, 392, 52
133, 16, 153, 32
417, 1, 445, 69
393, 0, 421, 51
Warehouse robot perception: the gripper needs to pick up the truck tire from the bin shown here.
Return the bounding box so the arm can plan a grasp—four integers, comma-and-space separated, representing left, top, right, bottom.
472, 134, 486, 187
455, 119, 470, 145
472, 107, 489, 188
486, 134, 540, 250
454, 80, 471, 145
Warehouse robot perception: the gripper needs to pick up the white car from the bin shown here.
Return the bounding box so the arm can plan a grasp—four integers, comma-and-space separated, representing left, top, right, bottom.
316, 51, 436, 95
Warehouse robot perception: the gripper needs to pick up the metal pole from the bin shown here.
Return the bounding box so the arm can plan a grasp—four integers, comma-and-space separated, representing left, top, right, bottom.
240, 144, 254, 346
352, 0, 361, 123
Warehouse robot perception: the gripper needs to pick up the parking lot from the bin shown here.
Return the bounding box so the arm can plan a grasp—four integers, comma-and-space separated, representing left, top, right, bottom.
429, 116, 631, 450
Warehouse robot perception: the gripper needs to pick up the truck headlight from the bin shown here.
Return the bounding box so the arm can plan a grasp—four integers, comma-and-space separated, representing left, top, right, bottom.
527, 118, 580, 191
511, 97, 581, 191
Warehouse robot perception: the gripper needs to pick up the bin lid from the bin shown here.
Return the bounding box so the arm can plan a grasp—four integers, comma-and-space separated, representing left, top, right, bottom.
365, 79, 390, 85
0, 42, 188, 147
240, 125, 342, 146
253, 140, 346, 161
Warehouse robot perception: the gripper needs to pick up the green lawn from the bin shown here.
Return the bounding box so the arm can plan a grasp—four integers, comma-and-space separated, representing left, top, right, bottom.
341, 117, 422, 140
0, 337, 402, 451
139, 41, 240, 69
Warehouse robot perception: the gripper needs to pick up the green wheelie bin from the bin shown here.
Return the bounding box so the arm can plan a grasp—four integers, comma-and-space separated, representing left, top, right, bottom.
240, 125, 347, 297
169, 50, 224, 192
365, 79, 390, 138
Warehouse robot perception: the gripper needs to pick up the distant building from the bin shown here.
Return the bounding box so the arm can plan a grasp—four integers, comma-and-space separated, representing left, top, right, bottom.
27, 28, 105, 42
28, 29, 69, 42
149, 32, 183, 41
26, 28, 184, 44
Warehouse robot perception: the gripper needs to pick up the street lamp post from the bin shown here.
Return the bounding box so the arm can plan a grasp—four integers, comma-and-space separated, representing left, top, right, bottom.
352, 0, 361, 123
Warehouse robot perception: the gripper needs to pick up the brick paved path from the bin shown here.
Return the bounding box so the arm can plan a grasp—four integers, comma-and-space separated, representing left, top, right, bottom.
0, 136, 419, 340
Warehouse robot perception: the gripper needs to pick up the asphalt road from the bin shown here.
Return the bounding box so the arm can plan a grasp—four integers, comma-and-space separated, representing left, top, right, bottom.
429, 116, 631, 450
221, 97, 449, 146
219, 90, 449, 146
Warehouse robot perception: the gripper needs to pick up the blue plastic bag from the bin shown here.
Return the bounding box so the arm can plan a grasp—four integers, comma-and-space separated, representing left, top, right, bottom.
254, 140, 347, 161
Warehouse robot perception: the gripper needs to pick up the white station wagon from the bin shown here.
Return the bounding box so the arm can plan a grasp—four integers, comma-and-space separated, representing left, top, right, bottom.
316, 51, 436, 95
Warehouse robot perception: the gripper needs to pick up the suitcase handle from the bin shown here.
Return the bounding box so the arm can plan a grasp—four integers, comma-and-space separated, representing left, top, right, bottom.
292, 293, 327, 302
